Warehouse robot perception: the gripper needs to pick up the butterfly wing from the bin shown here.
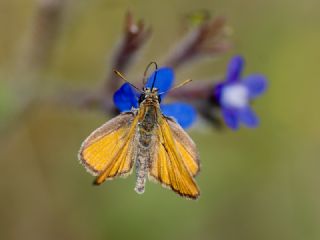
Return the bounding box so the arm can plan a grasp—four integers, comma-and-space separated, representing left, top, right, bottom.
149, 115, 200, 199
78, 112, 138, 184
165, 116, 200, 176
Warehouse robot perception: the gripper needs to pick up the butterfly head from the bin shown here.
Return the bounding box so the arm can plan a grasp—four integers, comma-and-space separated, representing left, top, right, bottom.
138, 87, 161, 105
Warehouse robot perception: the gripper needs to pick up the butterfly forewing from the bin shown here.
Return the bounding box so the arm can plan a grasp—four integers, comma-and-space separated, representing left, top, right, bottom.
79, 112, 138, 182
149, 115, 200, 199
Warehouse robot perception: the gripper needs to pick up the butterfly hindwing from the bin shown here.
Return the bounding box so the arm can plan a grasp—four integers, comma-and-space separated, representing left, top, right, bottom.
165, 116, 200, 176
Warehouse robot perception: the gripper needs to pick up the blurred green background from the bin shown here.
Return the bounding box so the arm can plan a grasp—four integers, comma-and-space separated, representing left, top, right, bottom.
1, 0, 320, 240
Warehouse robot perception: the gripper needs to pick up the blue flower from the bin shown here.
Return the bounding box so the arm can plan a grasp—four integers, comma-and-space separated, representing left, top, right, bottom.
113, 67, 197, 129
213, 56, 267, 130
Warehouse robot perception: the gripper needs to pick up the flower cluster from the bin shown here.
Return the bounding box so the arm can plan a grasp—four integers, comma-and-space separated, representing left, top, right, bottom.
59, 12, 267, 132
113, 55, 267, 130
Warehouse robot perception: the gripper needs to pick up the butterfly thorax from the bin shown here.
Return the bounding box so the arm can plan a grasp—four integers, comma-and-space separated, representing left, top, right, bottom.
134, 90, 160, 194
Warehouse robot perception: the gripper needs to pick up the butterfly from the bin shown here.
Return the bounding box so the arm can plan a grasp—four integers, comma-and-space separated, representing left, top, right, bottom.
78, 62, 200, 199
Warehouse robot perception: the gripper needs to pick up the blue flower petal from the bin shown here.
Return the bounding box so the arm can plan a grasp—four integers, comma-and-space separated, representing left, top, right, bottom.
161, 102, 197, 129
145, 67, 174, 95
113, 83, 138, 112
243, 74, 268, 98
222, 107, 239, 130
226, 55, 244, 82
238, 107, 259, 128
212, 82, 224, 102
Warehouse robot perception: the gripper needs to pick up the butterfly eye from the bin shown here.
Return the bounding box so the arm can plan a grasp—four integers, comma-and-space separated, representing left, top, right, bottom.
138, 93, 146, 104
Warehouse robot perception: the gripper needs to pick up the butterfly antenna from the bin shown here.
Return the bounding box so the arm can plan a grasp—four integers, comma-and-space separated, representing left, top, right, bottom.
113, 70, 142, 92
142, 61, 158, 90
158, 79, 192, 95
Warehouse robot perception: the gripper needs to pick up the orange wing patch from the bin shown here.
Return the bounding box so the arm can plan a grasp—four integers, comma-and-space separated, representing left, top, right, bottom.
79, 112, 138, 183
149, 116, 200, 199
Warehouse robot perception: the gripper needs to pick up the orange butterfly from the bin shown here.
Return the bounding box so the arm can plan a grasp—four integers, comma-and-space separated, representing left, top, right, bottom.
78, 62, 200, 199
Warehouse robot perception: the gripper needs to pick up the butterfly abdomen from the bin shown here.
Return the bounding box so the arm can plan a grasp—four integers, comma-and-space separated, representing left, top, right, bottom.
134, 105, 158, 194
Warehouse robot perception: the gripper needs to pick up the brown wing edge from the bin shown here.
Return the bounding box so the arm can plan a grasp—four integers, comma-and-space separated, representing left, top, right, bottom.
165, 116, 201, 176
78, 111, 136, 176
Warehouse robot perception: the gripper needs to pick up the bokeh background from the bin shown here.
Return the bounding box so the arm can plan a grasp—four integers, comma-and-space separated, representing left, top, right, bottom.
1, 0, 320, 240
